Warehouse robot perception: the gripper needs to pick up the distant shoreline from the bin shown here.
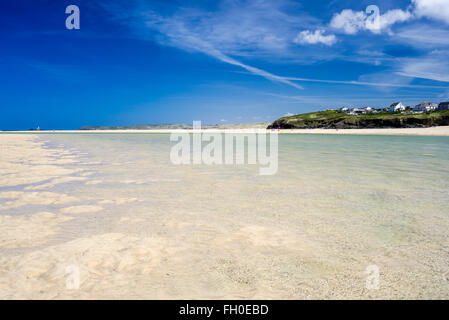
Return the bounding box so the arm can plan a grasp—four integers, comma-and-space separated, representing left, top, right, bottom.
2, 126, 449, 136
269, 110, 449, 130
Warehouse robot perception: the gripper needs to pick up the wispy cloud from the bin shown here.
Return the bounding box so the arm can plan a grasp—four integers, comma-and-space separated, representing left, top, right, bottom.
397, 51, 449, 83
187, 37, 305, 89
99, 0, 449, 92
282, 76, 448, 89
396, 24, 449, 47
210, 50, 304, 89
101, 0, 306, 89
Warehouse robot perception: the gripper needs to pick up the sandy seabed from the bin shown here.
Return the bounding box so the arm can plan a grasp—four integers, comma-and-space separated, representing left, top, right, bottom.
0, 133, 448, 299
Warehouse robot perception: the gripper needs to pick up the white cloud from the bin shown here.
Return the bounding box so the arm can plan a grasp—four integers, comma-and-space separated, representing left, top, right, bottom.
330, 8, 412, 34
330, 1, 449, 36
375, 9, 412, 33
294, 30, 337, 46
330, 9, 366, 35
413, 0, 449, 24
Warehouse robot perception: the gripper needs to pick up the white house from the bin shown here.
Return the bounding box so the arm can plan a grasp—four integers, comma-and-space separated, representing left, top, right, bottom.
348, 107, 371, 115
388, 102, 406, 112
413, 102, 438, 112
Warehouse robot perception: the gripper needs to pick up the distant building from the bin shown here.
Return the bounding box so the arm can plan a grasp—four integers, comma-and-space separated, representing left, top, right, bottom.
388, 102, 406, 112
349, 108, 367, 115
339, 107, 349, 113
351, 107, 373, 114
413, 102, 438, 112
437, 102, 449, 111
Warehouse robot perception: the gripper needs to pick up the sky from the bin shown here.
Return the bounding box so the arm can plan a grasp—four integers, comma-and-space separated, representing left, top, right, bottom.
1, 0, 449, 130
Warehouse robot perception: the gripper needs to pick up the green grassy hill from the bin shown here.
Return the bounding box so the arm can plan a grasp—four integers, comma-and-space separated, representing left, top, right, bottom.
268, 110, 449, 129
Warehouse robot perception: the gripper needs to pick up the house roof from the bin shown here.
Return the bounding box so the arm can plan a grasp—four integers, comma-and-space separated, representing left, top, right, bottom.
416, 101, 436, 106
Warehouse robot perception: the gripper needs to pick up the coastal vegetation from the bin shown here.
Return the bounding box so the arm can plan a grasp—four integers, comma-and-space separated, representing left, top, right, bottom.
268, 110, 449, 129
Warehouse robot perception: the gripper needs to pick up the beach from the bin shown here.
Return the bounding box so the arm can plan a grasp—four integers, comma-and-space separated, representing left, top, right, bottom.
280, 126, 449, 136
0, 133, 448, 299
3, 125, 449, 135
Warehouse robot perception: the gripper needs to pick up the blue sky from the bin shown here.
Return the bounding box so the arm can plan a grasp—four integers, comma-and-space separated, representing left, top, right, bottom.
1, 0, 449, 130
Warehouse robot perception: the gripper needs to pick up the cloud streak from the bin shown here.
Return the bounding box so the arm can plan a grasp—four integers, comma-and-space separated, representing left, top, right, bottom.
101, 1, 305, 90
282, 76, 449, 89
146, 12, 303, 89
211, 50, 304, 89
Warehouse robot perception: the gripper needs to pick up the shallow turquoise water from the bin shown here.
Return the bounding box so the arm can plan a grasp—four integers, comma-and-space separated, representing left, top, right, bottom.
2, 133, 448, 298
39, 133, 449, 249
